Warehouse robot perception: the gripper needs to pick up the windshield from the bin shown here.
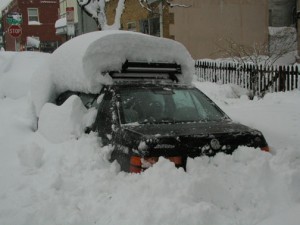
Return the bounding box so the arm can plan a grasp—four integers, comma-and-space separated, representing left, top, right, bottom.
119, 86, 228, 124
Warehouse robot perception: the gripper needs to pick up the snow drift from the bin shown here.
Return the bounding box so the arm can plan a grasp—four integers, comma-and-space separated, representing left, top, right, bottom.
30, 30, 195, 117
38, 95, 97, 143
1, 50, 300, 224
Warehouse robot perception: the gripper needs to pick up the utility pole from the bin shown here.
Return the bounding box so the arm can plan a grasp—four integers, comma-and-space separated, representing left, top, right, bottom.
159, 1, 163, 37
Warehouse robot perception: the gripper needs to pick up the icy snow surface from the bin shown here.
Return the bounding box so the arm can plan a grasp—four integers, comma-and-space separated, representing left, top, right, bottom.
30, 30, 194, 117
1, 52, 300, 225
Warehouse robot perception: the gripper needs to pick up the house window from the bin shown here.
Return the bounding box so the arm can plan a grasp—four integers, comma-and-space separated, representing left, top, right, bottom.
140, 19, 149, 34
127, 22, 136, 31
140, 17, 160, 37
28, 8, 39, 23
149, 17, 160, 36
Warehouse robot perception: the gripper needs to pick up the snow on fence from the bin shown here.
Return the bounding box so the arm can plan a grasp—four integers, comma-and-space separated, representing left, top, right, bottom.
195, 61, 300, 96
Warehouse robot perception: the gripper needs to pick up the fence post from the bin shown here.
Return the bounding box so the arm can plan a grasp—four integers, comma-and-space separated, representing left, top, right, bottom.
222, 62, 225, 84
248, 64, 252, 91
291, 66, 294, 90
209, 62, 212, 82
259, 65, 263, 95
296, 66, 299, 89
286, 66, 290, 91
214, 62, 217, 82
279, 66, 286, 92
268, 65, 272, 92
243, 64, 246, 88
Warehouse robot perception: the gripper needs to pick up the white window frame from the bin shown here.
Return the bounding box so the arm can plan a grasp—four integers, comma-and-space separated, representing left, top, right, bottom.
28, 8, 39, 23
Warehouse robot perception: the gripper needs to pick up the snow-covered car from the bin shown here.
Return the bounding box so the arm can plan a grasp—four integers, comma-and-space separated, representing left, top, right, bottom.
56, 61, 269, 173
32, 30, 269, 173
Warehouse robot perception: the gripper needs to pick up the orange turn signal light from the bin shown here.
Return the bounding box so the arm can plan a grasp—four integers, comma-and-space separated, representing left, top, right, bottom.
261, 146, 270, 152
129, 156, 182, 173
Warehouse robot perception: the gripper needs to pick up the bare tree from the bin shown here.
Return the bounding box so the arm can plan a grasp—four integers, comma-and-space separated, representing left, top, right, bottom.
215, 27, 297, 97
77, 0, 192, 31
216, 29, 296, 67
138, 0, 191, 12
77, 0, 126, 30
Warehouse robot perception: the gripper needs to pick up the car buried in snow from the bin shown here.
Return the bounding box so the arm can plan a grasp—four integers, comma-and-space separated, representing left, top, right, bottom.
37, 30, 269, 173
56, 61, 269, 173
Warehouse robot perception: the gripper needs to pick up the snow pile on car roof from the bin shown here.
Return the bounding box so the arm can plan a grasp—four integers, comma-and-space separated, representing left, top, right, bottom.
51, 30, 194, 90
30, 30, 194, 116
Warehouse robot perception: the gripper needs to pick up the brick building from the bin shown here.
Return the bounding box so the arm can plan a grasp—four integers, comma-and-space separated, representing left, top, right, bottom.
1, 0, 62, 52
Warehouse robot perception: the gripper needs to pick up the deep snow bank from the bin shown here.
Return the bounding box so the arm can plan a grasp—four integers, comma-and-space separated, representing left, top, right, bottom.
30, 30, 195, 116
38, 95, 97, 143
1, 80, 300, 225
195, 82, 300, 152
2, 37, 300, 225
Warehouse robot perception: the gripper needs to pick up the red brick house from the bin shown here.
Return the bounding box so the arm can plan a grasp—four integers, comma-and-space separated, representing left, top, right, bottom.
1, 0, 61, 52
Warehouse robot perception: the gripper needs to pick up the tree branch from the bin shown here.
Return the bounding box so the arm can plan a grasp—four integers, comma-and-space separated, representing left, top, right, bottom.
165, 0, 192, 8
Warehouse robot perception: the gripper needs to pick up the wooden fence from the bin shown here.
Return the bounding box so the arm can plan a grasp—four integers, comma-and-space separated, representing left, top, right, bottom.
195, 61, 300, 96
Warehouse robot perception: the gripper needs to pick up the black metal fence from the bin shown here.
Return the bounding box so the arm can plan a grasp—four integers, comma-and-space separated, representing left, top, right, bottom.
195, 61, 300, 96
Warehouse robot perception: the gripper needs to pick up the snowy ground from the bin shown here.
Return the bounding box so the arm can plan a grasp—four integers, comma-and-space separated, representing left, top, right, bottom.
0, 52, 300, 225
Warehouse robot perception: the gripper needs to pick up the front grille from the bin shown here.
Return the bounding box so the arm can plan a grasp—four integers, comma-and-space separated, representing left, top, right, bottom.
179, 133, 260, 157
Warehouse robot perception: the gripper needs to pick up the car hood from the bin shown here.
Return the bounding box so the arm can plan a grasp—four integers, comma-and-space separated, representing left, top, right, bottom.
122, 121, 255, 137
119, 120, 267, 157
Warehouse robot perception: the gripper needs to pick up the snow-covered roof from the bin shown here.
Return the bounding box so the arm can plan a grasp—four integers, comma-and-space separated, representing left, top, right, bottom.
0, 0, 13, 12
31, 30, 195, 116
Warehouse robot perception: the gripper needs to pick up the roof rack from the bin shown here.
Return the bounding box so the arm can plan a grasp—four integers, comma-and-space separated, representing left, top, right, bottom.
121, 61, 181, 74
110, 61, 181, 82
